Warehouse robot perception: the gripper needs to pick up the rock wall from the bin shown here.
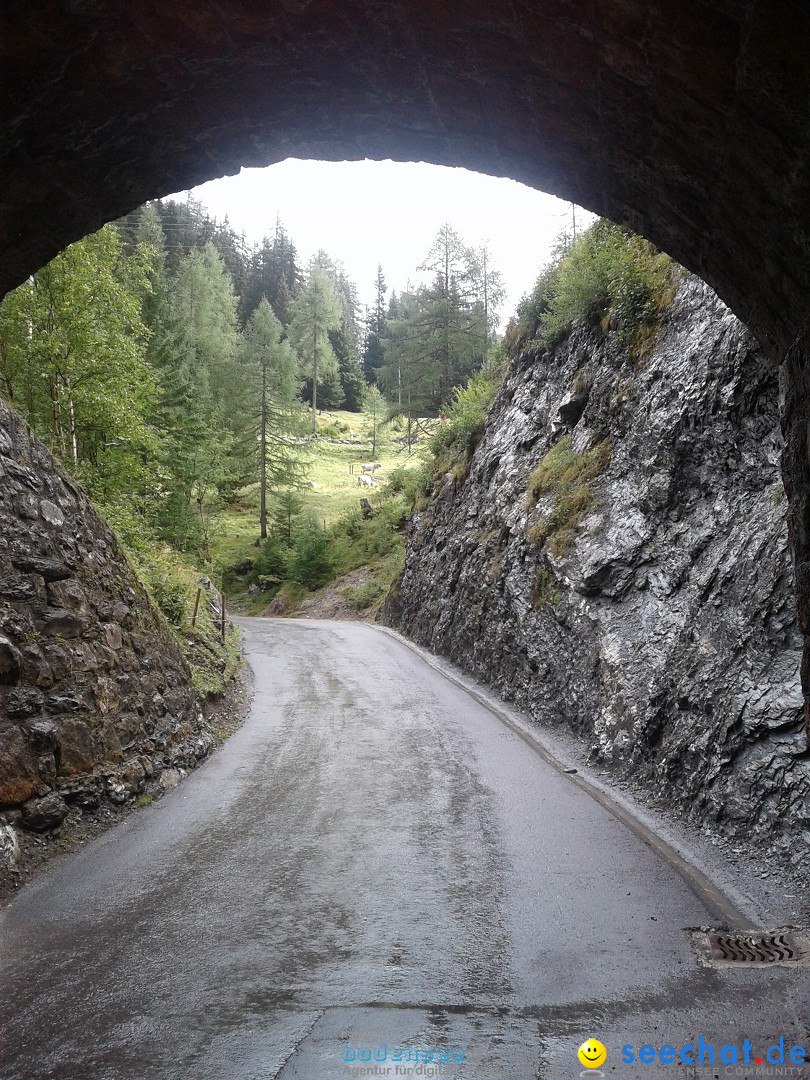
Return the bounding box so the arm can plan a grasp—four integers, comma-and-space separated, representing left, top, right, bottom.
383, 276, 810, 872
0, 399, 213, 837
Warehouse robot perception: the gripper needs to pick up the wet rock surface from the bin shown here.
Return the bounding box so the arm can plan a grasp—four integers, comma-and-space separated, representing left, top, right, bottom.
0, 398, 217, 863
383, 276, 810, 876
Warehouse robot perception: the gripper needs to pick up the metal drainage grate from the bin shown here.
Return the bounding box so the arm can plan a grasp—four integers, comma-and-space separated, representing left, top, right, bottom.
707, 931, 802, 963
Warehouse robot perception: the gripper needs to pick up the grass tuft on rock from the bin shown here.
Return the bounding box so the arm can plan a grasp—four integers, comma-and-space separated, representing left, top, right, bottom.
526, 436, 611, 555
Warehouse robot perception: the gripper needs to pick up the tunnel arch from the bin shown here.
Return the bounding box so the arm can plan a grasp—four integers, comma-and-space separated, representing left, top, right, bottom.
2, 1, 810, 360
3, 0, 810, 736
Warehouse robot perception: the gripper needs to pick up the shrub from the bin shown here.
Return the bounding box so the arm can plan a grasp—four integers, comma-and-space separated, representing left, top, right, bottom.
289, 520, 336, 590
428, 369, 503, 481
137, 546, 191, 626
386, 464, 432, 507
512, 220, 678, 351
343, 578, 387, 611
252, 535, 290, 585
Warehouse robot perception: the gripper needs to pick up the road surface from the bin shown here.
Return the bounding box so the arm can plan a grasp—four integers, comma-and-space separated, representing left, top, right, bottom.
0, 618, 807, 1079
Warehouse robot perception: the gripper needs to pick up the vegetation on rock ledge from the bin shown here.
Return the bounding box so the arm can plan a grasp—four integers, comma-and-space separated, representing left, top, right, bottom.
526, 436, 611, 556
508, 219, 679, 355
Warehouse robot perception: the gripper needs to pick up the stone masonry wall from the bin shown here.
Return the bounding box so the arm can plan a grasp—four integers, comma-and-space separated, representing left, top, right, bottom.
0, 399, 213, 839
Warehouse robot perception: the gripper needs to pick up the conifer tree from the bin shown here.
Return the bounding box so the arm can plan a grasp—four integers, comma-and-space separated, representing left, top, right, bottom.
240, 298, 306, 538
362, 264, 388, 384
362, 384, 389, 458
289, 265, 343, 433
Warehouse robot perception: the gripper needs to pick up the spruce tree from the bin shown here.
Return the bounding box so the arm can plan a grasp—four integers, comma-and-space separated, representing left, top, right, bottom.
289, 265, 343, 433
240, 298, 306, 538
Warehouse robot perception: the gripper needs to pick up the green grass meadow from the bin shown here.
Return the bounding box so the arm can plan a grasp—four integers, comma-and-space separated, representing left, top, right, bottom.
210, 409, 433, 612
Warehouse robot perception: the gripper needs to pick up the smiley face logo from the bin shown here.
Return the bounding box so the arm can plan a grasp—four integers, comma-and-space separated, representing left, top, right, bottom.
577, 1038, 607, 1070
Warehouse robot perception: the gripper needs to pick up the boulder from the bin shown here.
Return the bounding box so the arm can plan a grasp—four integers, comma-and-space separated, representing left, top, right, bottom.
20, 792, 69, 832
0, 632, 22, 685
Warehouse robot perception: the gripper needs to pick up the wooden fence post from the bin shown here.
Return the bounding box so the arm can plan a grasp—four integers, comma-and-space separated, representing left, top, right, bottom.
191, 587, 202, 627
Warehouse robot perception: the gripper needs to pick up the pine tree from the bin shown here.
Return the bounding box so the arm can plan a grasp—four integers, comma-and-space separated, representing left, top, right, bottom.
289, 265, 343, 433
155, 242, 241, 552
239, 217, 301, 328
362, 264, 388, 384
330, 325, 367, 411
362, 384, 389, 458
240, 298, 307, 538
379, 226, 504, 416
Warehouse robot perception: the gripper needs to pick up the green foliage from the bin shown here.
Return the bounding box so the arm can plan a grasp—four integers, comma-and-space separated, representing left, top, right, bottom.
126, 540, 241, 698
272, 490, 305, 543
135, 545, 192, 626
513, 220, 677, 353
288, 520, 337, 590
253, 535, 290, 586
238, 218, 301, 328
385, 464, 432, 507
239, 298, 309, 537
330, 325, 366, 411
531, 565, 560, 609
362, 265, 388, 384
342, 578, 387, 611
362, 384, 390, 457
150, 241, 245, 556
0, 225, 158, 493
429, 369, 501, 471
526, 436, 611, 555
289, 264, 343, 428
331, 495, 407, 564
378, 226, 504, 416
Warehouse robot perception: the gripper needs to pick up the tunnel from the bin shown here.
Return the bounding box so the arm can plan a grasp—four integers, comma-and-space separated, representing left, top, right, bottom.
2, 0, 810, 736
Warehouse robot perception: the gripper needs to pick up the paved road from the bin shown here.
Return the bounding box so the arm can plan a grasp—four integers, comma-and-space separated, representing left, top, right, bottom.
1, 618, 807, 1079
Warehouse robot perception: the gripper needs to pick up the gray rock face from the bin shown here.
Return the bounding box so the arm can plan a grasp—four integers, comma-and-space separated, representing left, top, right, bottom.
0, 398, 214, 830
383, 276, 809, 872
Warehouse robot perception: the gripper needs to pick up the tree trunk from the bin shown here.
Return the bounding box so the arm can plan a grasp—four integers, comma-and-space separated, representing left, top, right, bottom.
67, 391, 78, 464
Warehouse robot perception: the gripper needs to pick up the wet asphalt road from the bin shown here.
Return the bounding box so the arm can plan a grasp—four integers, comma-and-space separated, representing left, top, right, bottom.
0, 618, 807, 1080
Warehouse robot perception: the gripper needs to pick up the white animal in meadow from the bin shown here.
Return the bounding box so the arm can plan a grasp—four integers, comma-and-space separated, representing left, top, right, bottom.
357, 474, 374, 487
360, 462, 381, 475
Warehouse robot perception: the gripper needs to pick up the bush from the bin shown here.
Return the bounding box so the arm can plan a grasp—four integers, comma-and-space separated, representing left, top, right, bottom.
289, 521, 337, 590
253, 535, 290, 585
124, 540, 242, 699
513, 220, 677, 351
386, 464, 432, 507
317, 421, 342, 438
136, 546, 191, 627
430, 370, 502, 471
342, 578, 387, 611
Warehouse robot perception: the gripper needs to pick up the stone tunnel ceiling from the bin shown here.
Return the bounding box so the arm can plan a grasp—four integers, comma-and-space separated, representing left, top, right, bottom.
2, 1, 810, 362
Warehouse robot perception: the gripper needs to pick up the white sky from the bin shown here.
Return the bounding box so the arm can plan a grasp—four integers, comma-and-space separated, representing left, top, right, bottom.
177, 159, 594, 328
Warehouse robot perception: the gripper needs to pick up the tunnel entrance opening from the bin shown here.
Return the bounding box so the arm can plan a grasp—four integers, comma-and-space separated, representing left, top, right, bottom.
2, 2, 810, 746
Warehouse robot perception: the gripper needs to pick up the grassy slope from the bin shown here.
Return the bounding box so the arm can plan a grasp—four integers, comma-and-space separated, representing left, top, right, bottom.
211, 408, 432, 613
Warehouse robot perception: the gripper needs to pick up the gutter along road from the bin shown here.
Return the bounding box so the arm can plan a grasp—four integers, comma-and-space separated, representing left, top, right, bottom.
0, 618, 806, 1078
